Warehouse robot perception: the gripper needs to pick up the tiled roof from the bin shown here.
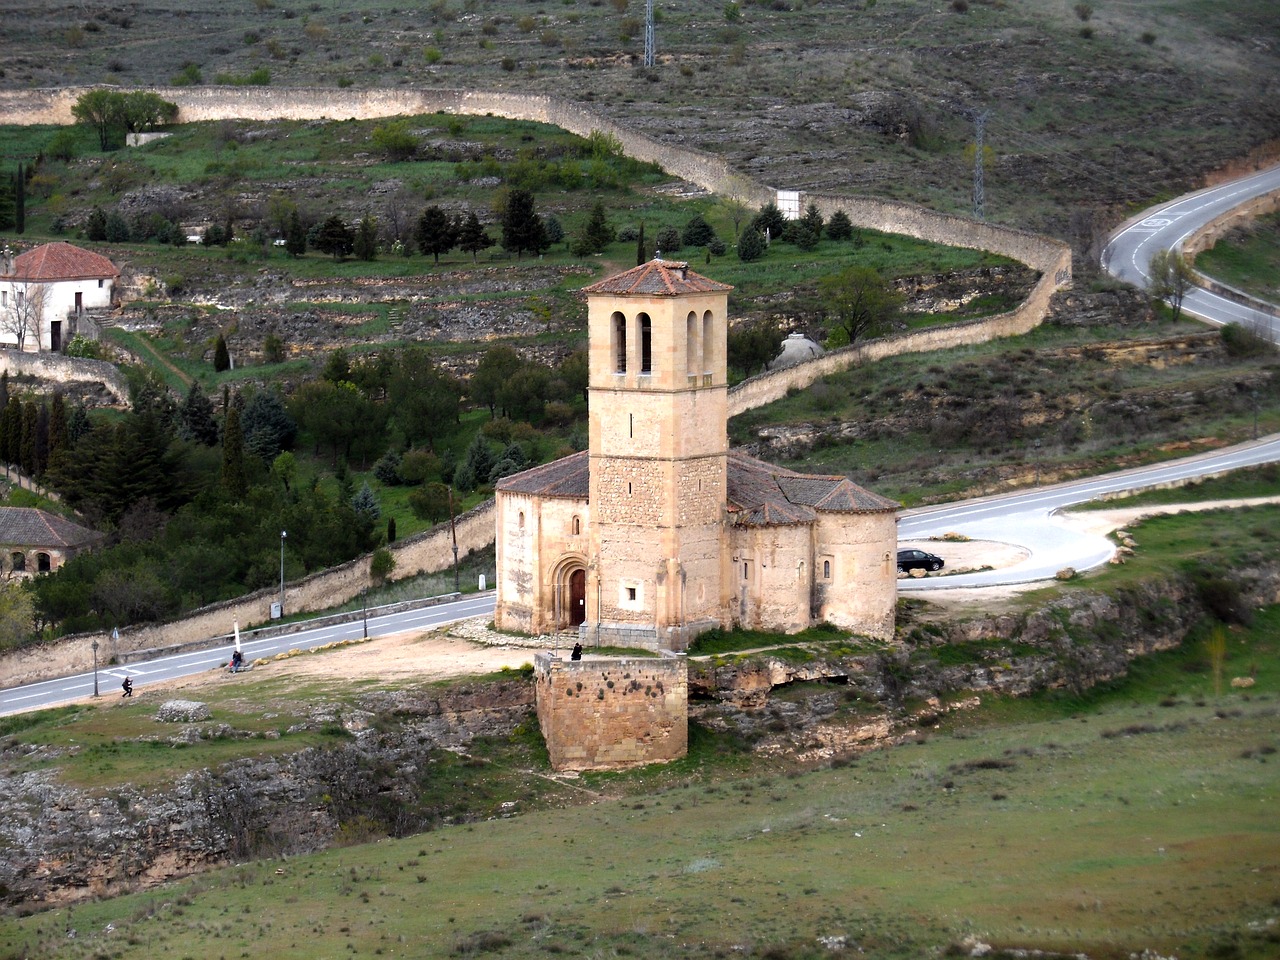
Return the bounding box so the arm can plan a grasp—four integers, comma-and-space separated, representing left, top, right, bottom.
0, 507, 102, 548
727, 451, 898, 526
581, 258, 733, 297
6, 242, 119, 282
496, 449, 897, 526
495, 450, 590, 499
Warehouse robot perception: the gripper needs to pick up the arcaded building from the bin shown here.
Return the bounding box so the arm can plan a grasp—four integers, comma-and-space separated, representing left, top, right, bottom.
494, 259, 899, 651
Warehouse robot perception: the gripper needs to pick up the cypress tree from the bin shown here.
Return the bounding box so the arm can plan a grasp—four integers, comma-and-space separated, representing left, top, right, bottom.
20, 401, 37, 476
5, 397, 21, 466
387, 516, 397, 543
14, 164, 24, 235
34, 402, 49, 476
214, 334, 230, 372
636, 221, 646, 265
285, 208, 307, 258
49, 392, 68, 458
221, 401, 248, 499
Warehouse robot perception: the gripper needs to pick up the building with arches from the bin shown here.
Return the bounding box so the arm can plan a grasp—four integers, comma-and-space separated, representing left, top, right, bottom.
494, 259, 899, 650
0, 507, 102, 578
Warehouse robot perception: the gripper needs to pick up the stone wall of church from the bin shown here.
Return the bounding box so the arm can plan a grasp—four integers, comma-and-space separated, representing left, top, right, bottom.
813, 511, 898, 639
533, 652, 687, 771
495, 492, 588, 635
728, 524, 812, 634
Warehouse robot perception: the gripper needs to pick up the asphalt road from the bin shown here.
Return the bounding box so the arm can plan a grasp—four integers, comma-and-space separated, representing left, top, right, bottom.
0, 592, 498, 715
898, 434, 1280, 590
1102, 161, 1280, 340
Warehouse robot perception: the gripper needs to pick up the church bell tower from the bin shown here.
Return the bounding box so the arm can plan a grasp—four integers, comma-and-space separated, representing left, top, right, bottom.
581, 259, 733, 650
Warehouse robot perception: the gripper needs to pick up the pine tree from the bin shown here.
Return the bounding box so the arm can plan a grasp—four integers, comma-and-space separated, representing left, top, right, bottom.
415, 206, 456, 264
221, 400, 248, 499
457, 211, 492, 262
354, 214, 379, 261
500, 189, 549, 259
737, 227, 766, 262
285, 208, 307, 258
179, 382, 219, 446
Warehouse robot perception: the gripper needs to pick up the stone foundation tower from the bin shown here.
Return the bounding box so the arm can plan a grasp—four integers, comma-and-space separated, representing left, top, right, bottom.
581, 260, 732, 650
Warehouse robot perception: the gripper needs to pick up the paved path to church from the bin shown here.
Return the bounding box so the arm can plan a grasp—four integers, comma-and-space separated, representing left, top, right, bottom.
898, 433, 1280, 590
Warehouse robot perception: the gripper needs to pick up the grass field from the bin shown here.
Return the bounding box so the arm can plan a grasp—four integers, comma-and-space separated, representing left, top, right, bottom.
2, 635, 1275, 960
1196, 213, 1280, 304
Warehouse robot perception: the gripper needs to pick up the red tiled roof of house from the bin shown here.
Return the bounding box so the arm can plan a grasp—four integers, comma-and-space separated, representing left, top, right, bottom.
495, 450, 590, 499
0, 507, 103, 548
6, 242, 119, 282
581, 258, 732, 297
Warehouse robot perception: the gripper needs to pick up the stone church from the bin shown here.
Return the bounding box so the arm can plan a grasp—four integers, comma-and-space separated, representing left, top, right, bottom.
494, 259, 899, 651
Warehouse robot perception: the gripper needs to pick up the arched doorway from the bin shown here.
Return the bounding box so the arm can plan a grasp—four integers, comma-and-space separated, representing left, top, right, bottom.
568, 568, 586, 627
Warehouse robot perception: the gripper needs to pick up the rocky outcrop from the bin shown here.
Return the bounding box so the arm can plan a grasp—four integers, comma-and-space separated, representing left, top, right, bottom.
0, 679, 533, 908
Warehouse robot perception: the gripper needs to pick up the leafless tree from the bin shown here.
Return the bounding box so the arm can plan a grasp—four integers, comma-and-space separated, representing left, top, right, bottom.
1, 280, 46, 352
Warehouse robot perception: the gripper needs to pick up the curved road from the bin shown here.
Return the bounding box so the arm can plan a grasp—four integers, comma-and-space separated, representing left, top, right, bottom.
1103, 161, 1280, 339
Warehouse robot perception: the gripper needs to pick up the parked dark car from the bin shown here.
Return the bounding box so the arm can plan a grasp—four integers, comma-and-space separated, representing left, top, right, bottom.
897, 548, 944, 574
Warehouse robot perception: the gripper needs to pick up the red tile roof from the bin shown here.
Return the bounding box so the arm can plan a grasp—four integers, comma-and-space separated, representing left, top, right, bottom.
581, 259, 732, 297
0, 507, 103, 549
496, 449, 898, 526
6, 242, 119, 282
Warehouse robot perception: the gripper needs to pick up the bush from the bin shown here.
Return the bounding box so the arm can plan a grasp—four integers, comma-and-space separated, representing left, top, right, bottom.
655, 225, 681, 254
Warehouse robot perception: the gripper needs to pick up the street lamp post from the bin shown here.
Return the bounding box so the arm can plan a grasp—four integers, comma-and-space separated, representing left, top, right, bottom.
362, 587, 369, 640
1033, 438, 1042, 485
279, 530, 287, 615
91, 638, 100, 698
1252, 389, 1260, 441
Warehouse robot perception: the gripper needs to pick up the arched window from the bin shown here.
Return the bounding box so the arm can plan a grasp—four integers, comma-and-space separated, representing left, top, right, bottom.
686, 311, 699, 377
571, 515, 581, 535
36, 552, 51, 573
518, 511, 526, 530
638, 313, 652, 375
10, 552, 25, 573
823, 559, 831, 579
702, 310, 715, 378
611, 311, 627, 373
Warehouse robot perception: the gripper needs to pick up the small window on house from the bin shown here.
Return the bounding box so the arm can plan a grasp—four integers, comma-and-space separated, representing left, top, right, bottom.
612, 311, 627, 373
98, 279, 104, 288
518, 511, 526, 530
36, 553, 51, 573
627, 586, 637, 601
639, 314, 652, 374
742, 561, 748, 579
823, 560, 831, 579
10, 552, 25, 572
571, 515, 581, 535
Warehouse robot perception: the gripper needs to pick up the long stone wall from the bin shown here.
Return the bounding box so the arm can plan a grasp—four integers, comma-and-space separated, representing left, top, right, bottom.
0, 85, 1075, 687
533, 652, 688, 770
0, 499, 496, 689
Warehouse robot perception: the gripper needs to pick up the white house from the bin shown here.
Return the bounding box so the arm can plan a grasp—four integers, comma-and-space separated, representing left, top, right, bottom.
0, 242, 119, 352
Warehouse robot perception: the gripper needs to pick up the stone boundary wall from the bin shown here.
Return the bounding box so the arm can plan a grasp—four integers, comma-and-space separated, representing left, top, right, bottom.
0, 86, 1074, 687
0, 349, 129, 404
0, 499, 496, 689
533, 652, 688, 770
1180, 188, 1280, 321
